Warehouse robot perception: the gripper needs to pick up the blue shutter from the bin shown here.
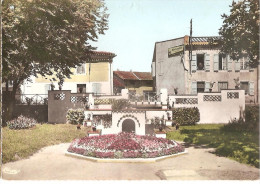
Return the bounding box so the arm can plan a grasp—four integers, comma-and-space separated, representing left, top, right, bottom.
191, 54, 197, 72
249, 82, 254, 96
191, 81, 197, 94
227, 55, 232, 71
235, 60, 240, 71
205, 54, 210, 71
205, 82, 210, 92
213, 54, 219, 71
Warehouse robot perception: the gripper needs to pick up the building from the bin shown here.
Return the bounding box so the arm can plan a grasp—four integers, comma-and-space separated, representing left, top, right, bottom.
113, 70, 153, 96
152, 35, 258, 103
21, 51, 116, 96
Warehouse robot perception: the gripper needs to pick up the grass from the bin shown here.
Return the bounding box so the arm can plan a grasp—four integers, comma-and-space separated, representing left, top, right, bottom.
2, 123, 87, 164
167, 124, 259, 168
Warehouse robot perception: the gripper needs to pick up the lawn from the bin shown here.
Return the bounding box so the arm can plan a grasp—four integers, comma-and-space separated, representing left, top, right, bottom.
167, 124, 259, 168
2, 123, 87, 164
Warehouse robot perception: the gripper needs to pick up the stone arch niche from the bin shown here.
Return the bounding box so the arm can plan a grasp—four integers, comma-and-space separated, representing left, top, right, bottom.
111, 111, 146, 135
122, 119, 135, 133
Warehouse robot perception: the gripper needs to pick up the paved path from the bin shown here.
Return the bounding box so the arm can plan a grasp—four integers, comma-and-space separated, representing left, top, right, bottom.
2, 143, 260, 180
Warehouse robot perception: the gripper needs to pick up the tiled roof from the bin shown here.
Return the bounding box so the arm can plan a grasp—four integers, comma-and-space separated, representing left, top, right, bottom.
133, 72, 152, 80
89, 51, 116, 56
114, 71, 152, 81
113, 77, 125, 87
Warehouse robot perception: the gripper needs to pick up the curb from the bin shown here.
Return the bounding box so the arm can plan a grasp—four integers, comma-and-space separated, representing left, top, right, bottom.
65, 150, 188, 163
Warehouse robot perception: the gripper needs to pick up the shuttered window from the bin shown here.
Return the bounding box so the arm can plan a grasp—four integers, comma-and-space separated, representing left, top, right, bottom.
249, 82, 254, 96
92, 83, 101, 94
191, 54, 197, 72
191, 81, 197, 94
205, 54, 210, 71
76, 63, 86, 74
205, 82, 210, 92
213, 54, 218, 71
235, 60, 240, 71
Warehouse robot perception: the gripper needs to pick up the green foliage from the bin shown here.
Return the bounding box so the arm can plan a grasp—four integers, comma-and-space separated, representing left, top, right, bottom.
151, 116, 166, 130
2, 0, 109, 121
219, 0, 259, 67
223, 105, 259, 132
172, 107, 200, 125
167, 124, 259, 168
7, 115, 37, 129
112, 99, 131, 111
66, 108, 85, 125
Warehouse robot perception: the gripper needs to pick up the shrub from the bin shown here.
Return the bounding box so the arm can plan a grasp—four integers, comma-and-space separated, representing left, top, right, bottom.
7, 115, 37, 129
112, 99, 131, 111
172, 107, 200, 125
223, 105, 259, 132
66, 108, 85, 125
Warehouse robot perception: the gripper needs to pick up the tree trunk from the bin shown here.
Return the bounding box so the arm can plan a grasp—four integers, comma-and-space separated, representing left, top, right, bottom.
3, 83, 18, 125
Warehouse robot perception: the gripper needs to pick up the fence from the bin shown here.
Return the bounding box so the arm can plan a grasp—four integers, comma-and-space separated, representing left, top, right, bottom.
167, 90, 245, 124
14, 94, 48, 105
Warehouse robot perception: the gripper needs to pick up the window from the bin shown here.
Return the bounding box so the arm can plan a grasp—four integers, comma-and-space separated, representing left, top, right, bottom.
240, 82, 249, 95
219, 54, 227, 70
240, 57, 250, 70
218, 82, 228, 92
92, 83, 101, 94
76, 63, 86, 74
197, 54, 204, 70
197, 82, 205, 93
77, 84, 86, 93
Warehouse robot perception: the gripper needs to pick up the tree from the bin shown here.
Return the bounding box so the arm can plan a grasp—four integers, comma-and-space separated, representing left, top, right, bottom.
2, 0, 109, 122
219, 0, 259, 68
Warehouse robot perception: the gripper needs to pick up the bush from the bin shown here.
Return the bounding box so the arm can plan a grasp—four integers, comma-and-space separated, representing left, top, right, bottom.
223, 105, 259, 132
66, 108, 85, 125
172, 107, 200, 125
112, 99, 131, 111
7, 115, 37, 129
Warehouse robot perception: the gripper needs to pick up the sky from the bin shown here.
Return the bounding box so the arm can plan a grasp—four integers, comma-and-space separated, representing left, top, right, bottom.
92, 0, 234, 72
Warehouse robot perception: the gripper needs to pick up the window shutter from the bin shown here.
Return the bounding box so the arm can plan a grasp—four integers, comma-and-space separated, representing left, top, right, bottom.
213, 54, 218, 71
205, 54, 210, 71
205, 82, 210, 92
222, 56, 227, 70
235, 60, 240, 71
249, 82, 254, 96
227, 55, 232, 71
191, 54, 197, 72
152, 62, 155, 77
191, 81, 197, 94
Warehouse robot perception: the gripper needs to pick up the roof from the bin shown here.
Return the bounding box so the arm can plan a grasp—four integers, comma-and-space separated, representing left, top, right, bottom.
114, 71, 152, 81
191, 36, 221, 45
85, 50, 116, 62
113, 77, 125, 88
89, 51, 116, 57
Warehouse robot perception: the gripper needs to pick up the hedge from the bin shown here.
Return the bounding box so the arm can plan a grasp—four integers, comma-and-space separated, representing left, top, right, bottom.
172, 107, 200, 125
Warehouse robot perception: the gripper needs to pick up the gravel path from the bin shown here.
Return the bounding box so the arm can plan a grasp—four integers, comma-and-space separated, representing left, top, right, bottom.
2, 143, 259, 180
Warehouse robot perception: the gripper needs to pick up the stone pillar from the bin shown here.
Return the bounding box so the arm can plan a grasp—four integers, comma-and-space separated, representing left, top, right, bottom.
121, 89, 129, 99
160, 88, 168, 108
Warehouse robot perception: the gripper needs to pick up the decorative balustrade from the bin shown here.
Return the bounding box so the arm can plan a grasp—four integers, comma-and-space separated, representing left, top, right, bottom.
175, 98, 198, 104
227, 92, 239, 99
70, 96, 89, 103
203, 95, 221, 102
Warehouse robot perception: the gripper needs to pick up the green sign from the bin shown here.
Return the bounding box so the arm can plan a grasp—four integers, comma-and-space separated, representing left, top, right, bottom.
168, 45, 184, 57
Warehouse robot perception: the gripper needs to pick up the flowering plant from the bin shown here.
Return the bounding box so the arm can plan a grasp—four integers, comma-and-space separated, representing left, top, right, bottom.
68, 132, 184, 159
7, 115, 37, 129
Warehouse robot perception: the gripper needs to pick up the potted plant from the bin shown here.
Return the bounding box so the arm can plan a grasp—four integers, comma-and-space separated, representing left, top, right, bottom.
176, 123, 180, 130
50, 83, 55, 91
209, 82, 215, 92
234, 77, 240, 89
87, 113, 91, 120
174, 87, 178, 95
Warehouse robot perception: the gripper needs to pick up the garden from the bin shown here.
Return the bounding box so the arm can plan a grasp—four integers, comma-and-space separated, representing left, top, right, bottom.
67, 132, 185, 158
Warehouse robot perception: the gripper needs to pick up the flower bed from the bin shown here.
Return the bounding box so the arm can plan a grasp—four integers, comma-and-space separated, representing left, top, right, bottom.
67, 132, 184, 159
